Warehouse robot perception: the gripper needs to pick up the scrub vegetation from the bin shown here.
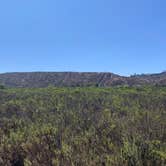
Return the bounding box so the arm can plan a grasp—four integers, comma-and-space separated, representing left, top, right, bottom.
0, 86, 165, 166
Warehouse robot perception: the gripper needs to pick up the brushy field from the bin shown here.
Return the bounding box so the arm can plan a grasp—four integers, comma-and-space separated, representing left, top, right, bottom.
0, 86, 165, 166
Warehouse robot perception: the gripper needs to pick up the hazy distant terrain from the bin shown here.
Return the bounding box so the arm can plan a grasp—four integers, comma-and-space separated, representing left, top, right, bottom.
0, 71, 166, 88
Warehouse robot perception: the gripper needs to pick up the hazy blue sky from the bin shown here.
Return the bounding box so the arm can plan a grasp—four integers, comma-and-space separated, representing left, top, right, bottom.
0, 0, 166, 75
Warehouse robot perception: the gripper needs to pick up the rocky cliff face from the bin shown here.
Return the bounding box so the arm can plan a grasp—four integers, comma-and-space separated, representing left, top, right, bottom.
0, 71, 166, 88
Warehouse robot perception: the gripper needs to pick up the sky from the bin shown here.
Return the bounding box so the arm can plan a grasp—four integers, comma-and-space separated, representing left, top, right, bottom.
0, 0, 166, 76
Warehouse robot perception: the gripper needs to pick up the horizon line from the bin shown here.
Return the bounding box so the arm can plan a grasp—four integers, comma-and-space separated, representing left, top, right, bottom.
0, 70, 165, 77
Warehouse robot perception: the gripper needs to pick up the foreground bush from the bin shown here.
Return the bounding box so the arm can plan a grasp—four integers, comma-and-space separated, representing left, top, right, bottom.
0, 86, 165, 165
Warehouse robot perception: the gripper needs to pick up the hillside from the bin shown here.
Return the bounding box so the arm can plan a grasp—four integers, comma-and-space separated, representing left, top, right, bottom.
0, 71, 166, 88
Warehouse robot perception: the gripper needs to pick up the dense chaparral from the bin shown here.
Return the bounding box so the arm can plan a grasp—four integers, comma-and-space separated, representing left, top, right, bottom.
0, 85, 165, 166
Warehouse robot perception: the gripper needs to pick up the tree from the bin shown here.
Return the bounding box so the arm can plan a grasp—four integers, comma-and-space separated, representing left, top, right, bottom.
0, 84, 5, 89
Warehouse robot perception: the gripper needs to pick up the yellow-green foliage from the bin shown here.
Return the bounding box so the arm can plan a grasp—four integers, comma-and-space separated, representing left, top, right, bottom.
0, 86, 165, 165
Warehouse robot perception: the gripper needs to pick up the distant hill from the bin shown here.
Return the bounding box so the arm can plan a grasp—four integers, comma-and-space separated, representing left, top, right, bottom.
0, 71, 166, 88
